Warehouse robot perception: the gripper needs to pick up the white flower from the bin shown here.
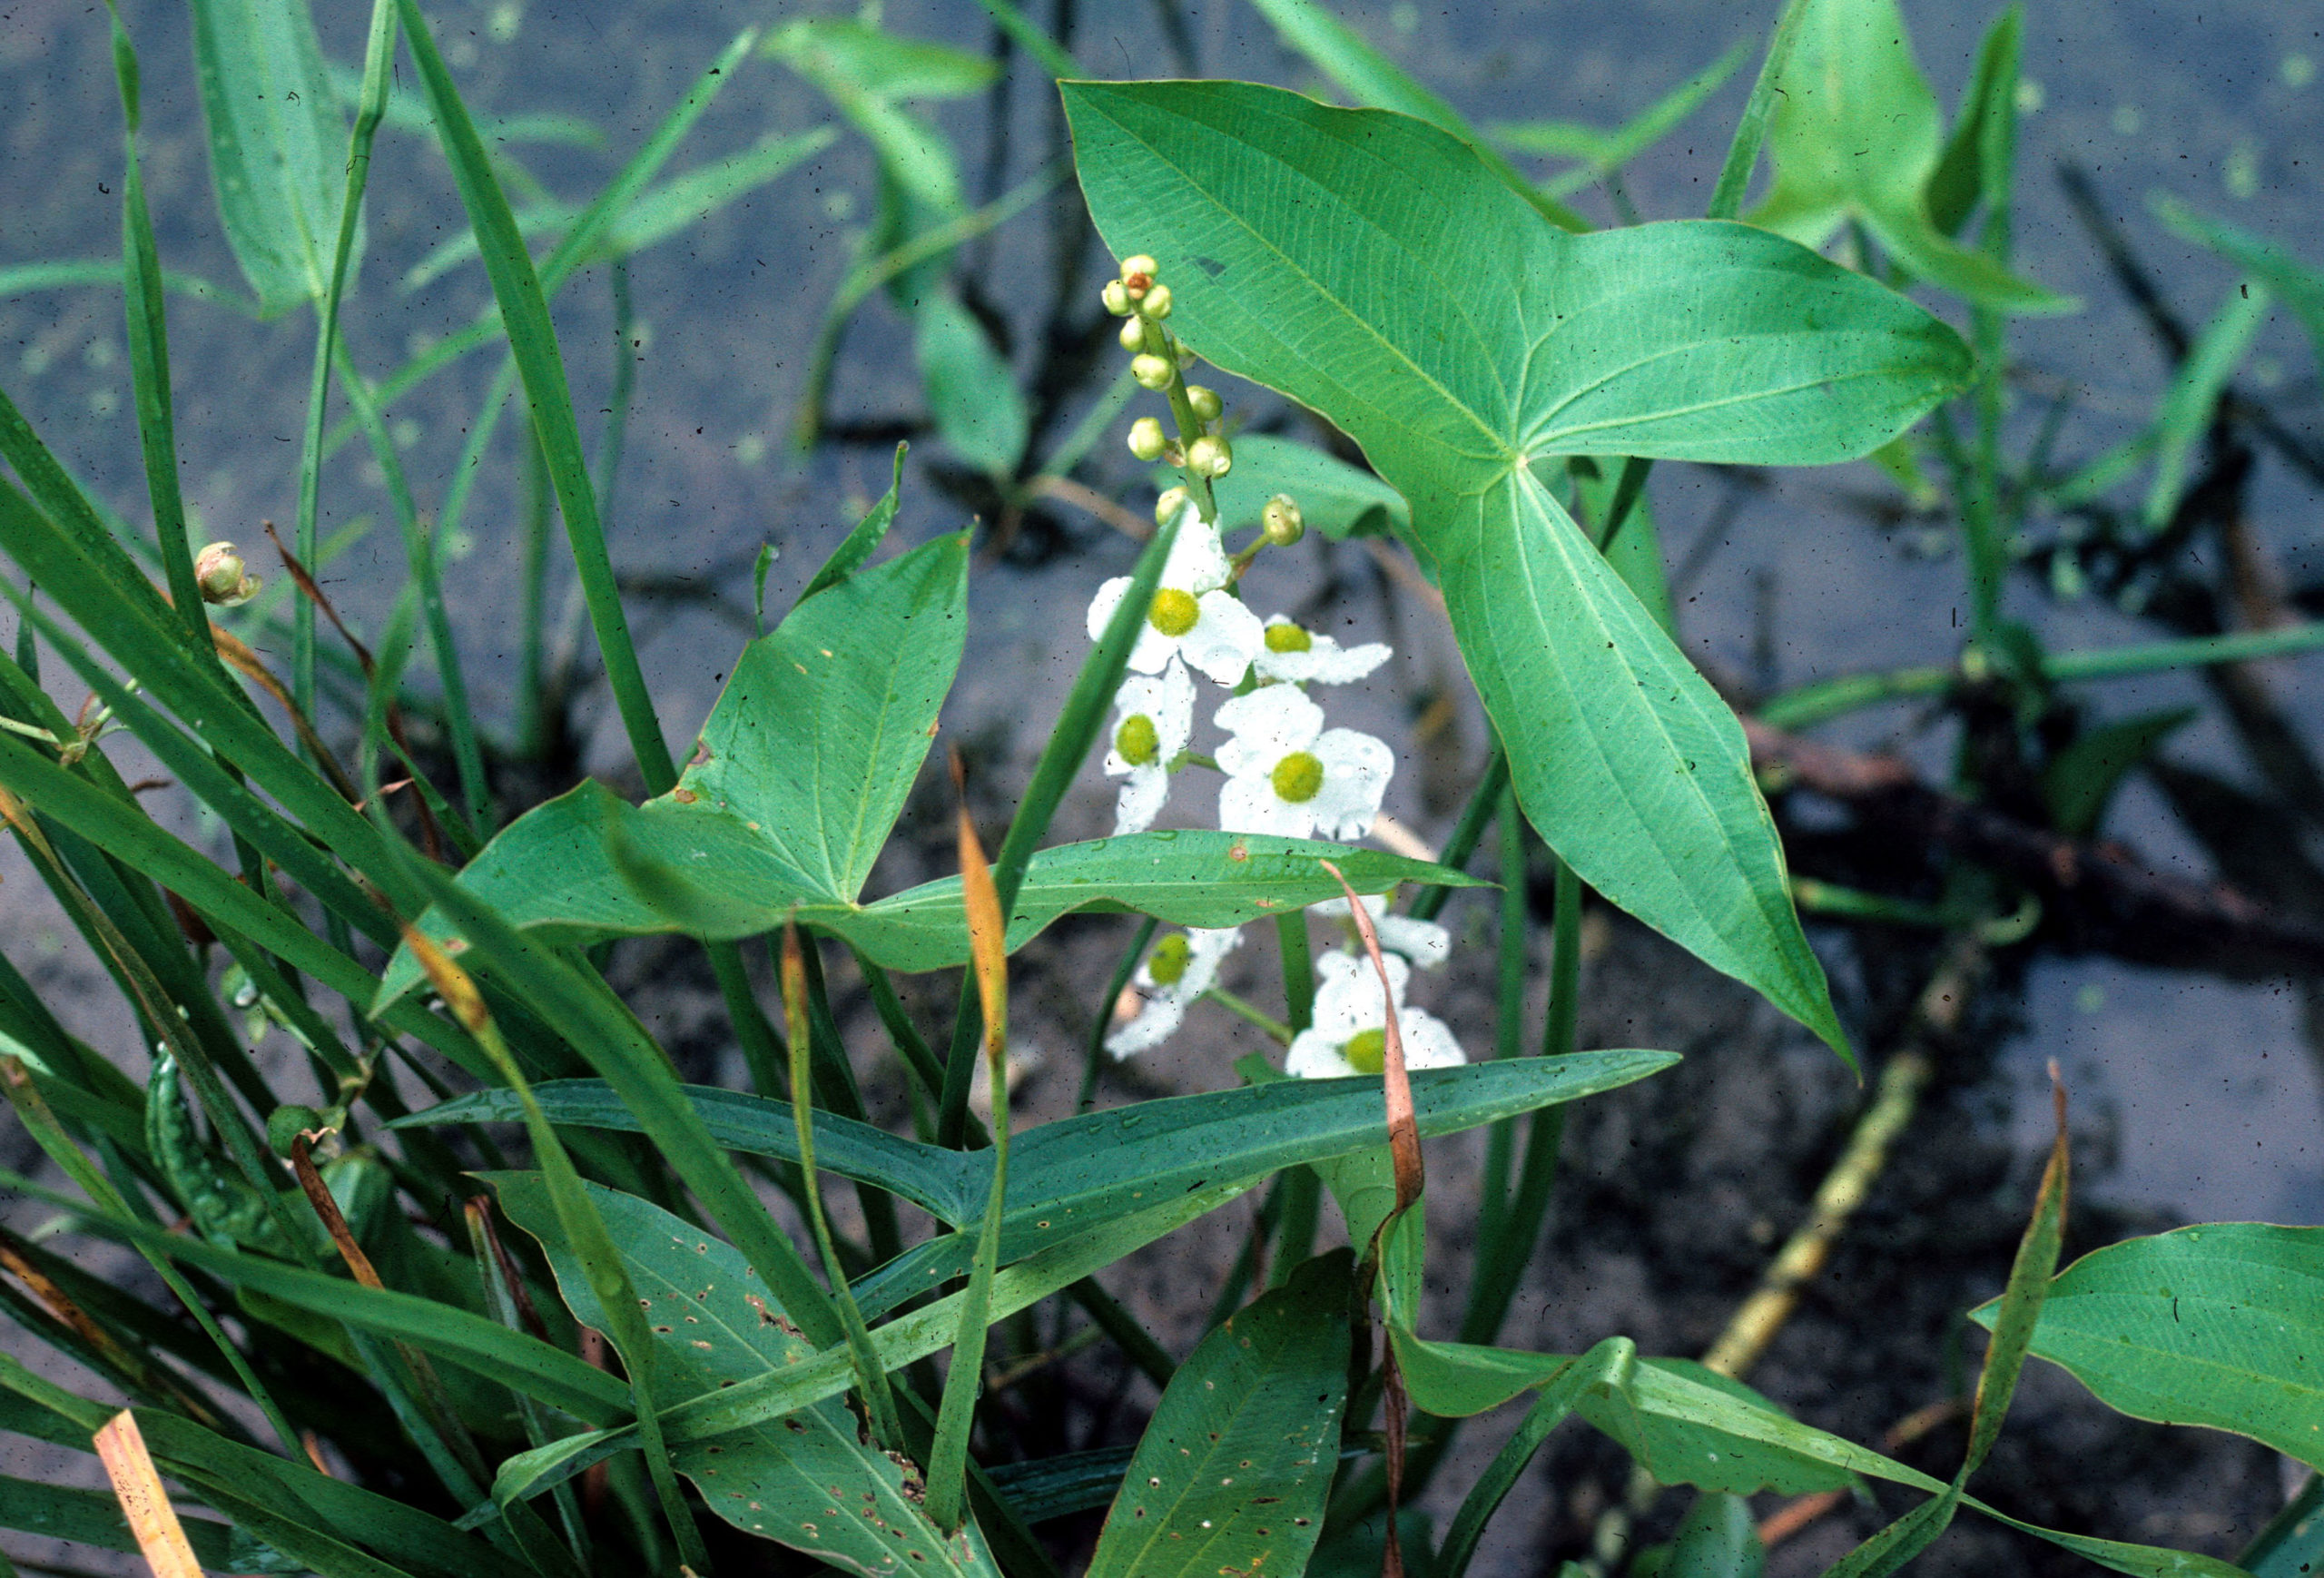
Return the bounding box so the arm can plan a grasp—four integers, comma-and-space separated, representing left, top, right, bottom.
1285, 950, 1465, 1079
1253, 616, 1392, 685
1313, 892, 1450, 970
1214, 685, 1393, 842
1105, 926, 1243, 1059
1085, 506, 1264, 685
1103, 658, 1194, 835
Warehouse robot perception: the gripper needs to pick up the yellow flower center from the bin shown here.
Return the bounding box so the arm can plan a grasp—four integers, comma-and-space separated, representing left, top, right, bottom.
1270, 751, 1324, 804
1147, 933, 1193, 985
1147, 588, 1200, 637
1264, 622, 1313, 654
1343, 1028, 1386, 1074
1115, 713, 1160, 766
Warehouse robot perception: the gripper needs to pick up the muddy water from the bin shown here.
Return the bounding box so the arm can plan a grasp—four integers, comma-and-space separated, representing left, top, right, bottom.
1, 0, 2320, 1570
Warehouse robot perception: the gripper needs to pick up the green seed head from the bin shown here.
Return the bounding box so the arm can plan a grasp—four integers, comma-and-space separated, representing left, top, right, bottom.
1262, 495, 1305, 546
1187, 435, 1231, 478
1127, 417, 1169, 462
1101, 279, 1132, 316
1119, 315, 1148, 351
1265, 622, 1313, 655
1147, 932, 1193, 985
1132, 353, 1175, 390
195, 541, 260, 607
1147, 587, 1200, 637
1141, 282, 1174, 319
1270, 750, 1324, 804
1187, 384, 1223, 422
1343, 1028, 1387, 1075
1115, 712, 1161, 766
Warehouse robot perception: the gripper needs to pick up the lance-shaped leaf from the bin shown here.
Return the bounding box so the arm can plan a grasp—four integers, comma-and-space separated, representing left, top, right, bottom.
1971, 1223, 2324, 1472
1082, 1252, 1351, 1578
400, 1050, 1678, 1318
1063, 79, 1974, 1058
190, 0, 355, 313
488, 1172, 1004, 1576
379, 815, 1473, 1008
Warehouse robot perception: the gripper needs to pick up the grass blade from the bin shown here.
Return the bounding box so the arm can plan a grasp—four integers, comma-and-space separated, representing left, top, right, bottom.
1706, 0, 1812, 221
392, 0, 674, 793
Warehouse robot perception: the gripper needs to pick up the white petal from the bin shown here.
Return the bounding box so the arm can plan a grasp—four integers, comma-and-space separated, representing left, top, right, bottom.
1215, 685, 1324, 762
1399, 1008, 1468, 1069
1180, 926, 1244, 997
1156, 658, 1196, 754
1306, 728, 1394, 840
1254, 628, 1393, 685
1178, 592, 1265, 686
1126, 621, 1178, 675
1113, 669, 1173, 721
1218, 776, 1315, 839
1106, 995, 1185, 1059
1374, 914, 1451, 970
1161, 506, 1233, 594
1112, 767, 1168, 835
1285, 1031, 1358, 1080
1307, 949, 1406, 1038
1086, 577, 1131, 642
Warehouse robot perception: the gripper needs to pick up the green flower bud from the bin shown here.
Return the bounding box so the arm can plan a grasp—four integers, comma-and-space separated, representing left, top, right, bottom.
1186, 384, 1222, 423
267, 1103, 324, 1158
194, 542, 261, 607
1140, 282, 1174, 319
1262, 494, 1305, 546
1119, 316, 1148, 351
1127, 417, 1169, 463
1131, 353, 1175, 390
1186, 434, 1231, 478
1101, 279, 1133, 316
1155, 486, 1189, 527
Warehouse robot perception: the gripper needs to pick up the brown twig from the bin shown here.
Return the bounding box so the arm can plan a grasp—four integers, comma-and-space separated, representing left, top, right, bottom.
1028, 473, 1153, 541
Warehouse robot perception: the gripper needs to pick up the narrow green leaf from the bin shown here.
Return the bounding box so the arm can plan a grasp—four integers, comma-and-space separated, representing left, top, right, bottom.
1243, 0, 1588, 232
2151, 193, 2324, 374
0, 1473, 292, 1573
404, 1051, 1676, 1323
393, 0, 673, 793
0, 261, 252, 309
379, 807, 1475, 1002
1970, 1223, 2324, 1471
1067, 80, 1974, 1059
1706, 0, 1809, 220
2142, 278, 2271, 531
1492, 39, 1751, 198
1924, 7, 2024, 237
1819, 1489, 1960, 1578
188, 0, 353, 313
1083, 1252, 1350, 1578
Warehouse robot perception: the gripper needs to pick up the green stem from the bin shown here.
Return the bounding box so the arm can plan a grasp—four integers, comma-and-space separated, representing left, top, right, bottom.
1266, 1167, 1320, 1287
1275, 910, 1315, 1033
1758, 622, 2324, 731
1201, 987, 1294, 1046
1411, 746, 1509, 922
1479, 785, 1528, 1228
1078, 915, 1157, 1112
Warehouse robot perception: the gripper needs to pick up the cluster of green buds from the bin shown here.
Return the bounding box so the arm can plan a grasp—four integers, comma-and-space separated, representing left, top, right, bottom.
1104, 255, 1235, 495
